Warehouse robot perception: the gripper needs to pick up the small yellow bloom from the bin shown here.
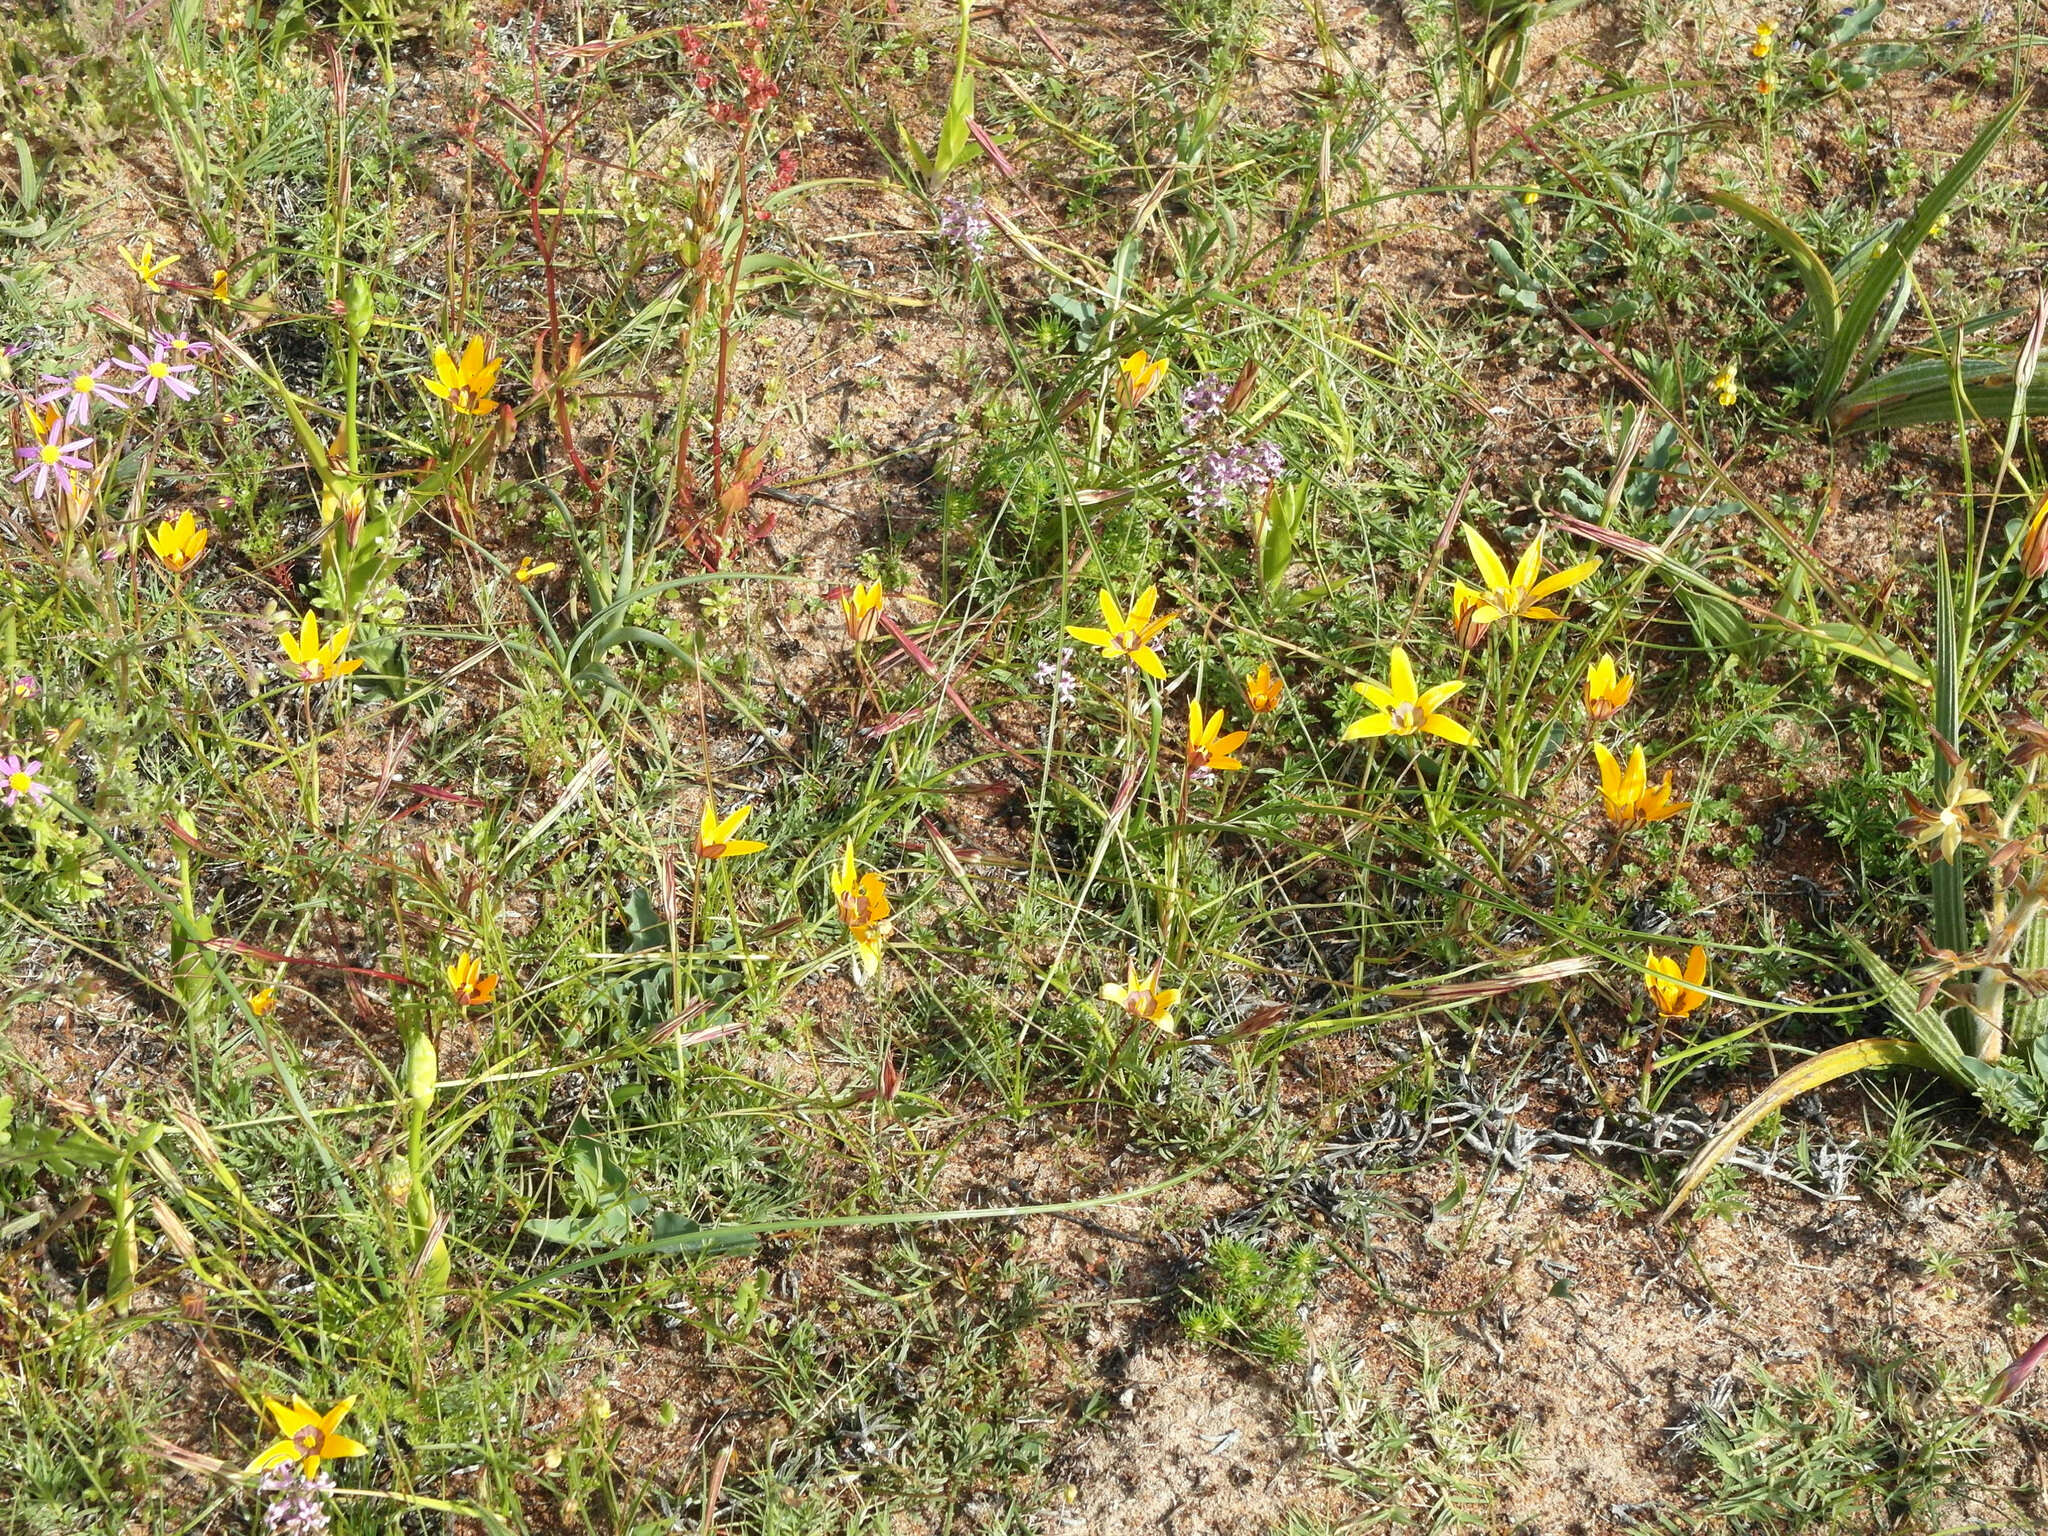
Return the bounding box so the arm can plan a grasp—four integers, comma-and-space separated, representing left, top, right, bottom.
146, 510, 210, 575
697, 797, 767, 860
121, 240, 178, 293
246, 1395, 370, 1480
1583, 654, 1635, 722
210, 268, 231, 302
830, 842, 893, 982
1749, 20, 1774, 57
1594, 742, 1689, 827
1898, 767, 1992, 863
1464, 527, 1599, 624
1066, 585, 1175, 680
1245, 662, 1284, 714
446, 951, 498, 1007
1520, 187, 1541, 206
513, 556, 558, 584
839, 581, 885, 643
277, 610, 363, 684
1186, 699, 1248, 774
1710, 362, 1739, 408
1100, 961, 1181, 1034
422, 337, 502, 416
1928, 212, 1949, 242
1343, 647, 1472, 746
1645, 945, 1710, 1020
1114, 349, 1168, 410
248, 986, 277, 1017
1756, 74, 1776, 95
1449, 582, 1494, 650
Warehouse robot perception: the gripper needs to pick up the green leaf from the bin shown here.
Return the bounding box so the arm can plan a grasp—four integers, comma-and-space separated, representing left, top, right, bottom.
1807, 621, 1929, 686
1705, 190, 1841, 350
1659, 1036, 1938, 1221
1814, 92, 2023, 413
1829, 355, 2047, 433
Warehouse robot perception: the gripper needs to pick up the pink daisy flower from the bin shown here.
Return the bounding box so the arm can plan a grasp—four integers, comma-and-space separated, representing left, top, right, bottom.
0, 755, 49, 809
11, 420, 94, 500
37, 361, 128, 426
115, 342, 200, 406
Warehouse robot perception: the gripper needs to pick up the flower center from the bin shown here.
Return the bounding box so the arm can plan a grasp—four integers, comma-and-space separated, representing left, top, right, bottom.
1387, 702, 1421, 734
73, 374, 94, 393
148, 361, 170, 379
39, 444, 59, 464
7, 773, 29, 794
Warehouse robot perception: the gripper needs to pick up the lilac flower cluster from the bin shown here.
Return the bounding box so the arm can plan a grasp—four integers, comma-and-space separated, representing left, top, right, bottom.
1179, 374, 1229, 433
1033, 646, 1078, 704
9, 332, 210, 502
1177, 438, 1284, 521
937, 195, 994, 258
258, 1461, 336, 1536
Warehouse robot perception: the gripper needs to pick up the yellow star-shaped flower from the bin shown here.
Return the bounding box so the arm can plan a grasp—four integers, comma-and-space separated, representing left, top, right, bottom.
1066, 586, 1175, 680
697, 798, 767, 860
1343, 647, 1472, 745
246, 1395, 369, 1480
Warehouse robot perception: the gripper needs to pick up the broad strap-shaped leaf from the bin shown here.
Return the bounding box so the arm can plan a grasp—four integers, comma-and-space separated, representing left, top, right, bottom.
1658, 1037, 1937, 1222
1814, 93, 2024, 414
1705, 190, 1840, 350
1829, 355, 2035, 433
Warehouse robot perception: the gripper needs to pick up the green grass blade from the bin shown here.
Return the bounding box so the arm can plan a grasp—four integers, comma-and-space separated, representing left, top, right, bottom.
1829, 355, 2041, 432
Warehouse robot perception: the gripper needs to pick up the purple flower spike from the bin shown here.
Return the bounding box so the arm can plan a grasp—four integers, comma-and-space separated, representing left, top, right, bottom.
116, 342, 200, 406
37, 361, 127, 426
11, 420, 94, 501
0, 755, 49, 809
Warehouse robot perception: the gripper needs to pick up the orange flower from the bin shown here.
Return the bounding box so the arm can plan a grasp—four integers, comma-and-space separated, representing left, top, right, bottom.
830, 842, 892, 982
1245, 663, 1283, 713
1186, 699, 1248, 774
446, 952, 498, 1007
1067, 586, 1174, 680
1645, 946, 1710, 1019
1583, 655, 1635, 722
1101, 960, 1180, 1034
1594, 743, 1688, 827
697, 798, 767, 860
839, 581, 885, 643
246, 1396, 369, 1479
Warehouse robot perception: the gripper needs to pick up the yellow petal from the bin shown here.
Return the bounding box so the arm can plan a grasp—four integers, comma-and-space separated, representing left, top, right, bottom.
1528, 558, 1600, 602
246, 1439, 302, 1475
1463, 526, 1510, 591
1132, 646, 1167, 680
1096, 589, 1123, 633
1416, 680, 1466, 714
1594, 742, 1622, 799
1510, 531, 1544, 594
1386, 647, 1417, 703
1128, 585, 1159, 628
1423, 715, 1473, 746
1342, 713, 1393, 740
